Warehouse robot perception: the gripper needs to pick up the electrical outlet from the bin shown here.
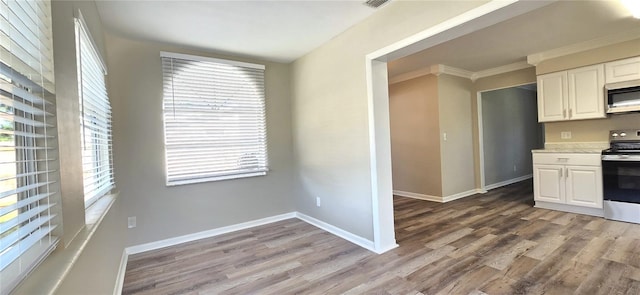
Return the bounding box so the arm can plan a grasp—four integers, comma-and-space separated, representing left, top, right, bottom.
561, 131, 572, 139
128, 216, 136, 229
443, 132, 448, 141
513, 165, 517, 172
316, 197, 321, 207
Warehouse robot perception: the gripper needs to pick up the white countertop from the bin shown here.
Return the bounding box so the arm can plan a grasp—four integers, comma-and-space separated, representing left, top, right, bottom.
531, 148, 604, 154
531, 142, 608, 154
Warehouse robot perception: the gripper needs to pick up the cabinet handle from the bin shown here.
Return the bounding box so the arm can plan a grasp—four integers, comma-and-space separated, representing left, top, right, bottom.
560, 168, 563, 178
565, 167, 568, 178
563, 109, 566, 118
568, 108, 572, 118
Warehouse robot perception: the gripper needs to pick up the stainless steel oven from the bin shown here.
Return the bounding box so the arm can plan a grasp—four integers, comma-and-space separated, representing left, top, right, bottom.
602, 129, 640, 224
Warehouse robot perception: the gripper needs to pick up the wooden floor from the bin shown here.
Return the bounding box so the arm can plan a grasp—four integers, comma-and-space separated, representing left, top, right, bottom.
123, 180, 640, 294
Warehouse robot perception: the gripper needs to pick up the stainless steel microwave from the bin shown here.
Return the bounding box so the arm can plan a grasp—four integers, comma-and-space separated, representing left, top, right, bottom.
606, 79, 640, 114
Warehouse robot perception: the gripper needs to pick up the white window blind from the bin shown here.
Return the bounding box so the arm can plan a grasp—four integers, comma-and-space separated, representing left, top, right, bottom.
75, 16, 113, 207
0, 0, 58, 294
161, 52, 268, 186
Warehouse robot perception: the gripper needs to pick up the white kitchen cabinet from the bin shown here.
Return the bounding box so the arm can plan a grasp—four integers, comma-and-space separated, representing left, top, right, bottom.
532, 153, 603, 214
605, 56, 640, 83
537, 72, 567, 122
567, 64, 605, 120
533, 164, 564, 203
537, 64, 605, 122
565, 166, 603, 208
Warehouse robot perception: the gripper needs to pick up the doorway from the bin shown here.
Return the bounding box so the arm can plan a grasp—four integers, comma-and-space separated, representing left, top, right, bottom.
365, 1, 553, 253
477, 83, 544, 191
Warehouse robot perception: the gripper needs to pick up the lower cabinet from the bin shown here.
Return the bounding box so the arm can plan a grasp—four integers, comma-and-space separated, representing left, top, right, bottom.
533, 153, 603, 213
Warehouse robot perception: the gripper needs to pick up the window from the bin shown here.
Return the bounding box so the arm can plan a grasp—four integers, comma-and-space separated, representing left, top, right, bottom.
0, 0, 58, 294
161, 52, 268, 186
75, 15, 113, 207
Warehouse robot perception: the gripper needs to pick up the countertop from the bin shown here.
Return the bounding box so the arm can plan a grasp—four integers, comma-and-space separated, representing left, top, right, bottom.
531, 148, 604, 154
531, 142, 608, 154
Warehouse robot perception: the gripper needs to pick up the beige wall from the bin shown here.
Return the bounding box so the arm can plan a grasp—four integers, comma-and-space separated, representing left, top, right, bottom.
545, 113, 640, 142
291, 0, 487, 240
389, 75, 442, 197
388, 73, 477, 198
54, 197, 125, 295
535, 38, 640, 142
105, 33, 295, 247
438, 74, 475, 196
472, 67, 537, 188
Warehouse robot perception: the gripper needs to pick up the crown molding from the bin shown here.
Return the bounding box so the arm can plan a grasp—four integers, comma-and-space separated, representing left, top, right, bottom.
527, 27, 640, 66
389, 61, 532, 84
388, 67, 436, 84
437, 65, 473, 80
388, 64, 473, 84
471, 61, 532, 81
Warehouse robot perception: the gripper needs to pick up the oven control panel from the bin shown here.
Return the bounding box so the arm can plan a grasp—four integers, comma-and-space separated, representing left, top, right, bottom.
610, 129, 640, 141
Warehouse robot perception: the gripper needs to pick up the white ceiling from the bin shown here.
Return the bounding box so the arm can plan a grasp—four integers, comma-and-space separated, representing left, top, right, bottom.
388, 0, 640, 78
95, 0, 382, 63
96, 1, 639, 70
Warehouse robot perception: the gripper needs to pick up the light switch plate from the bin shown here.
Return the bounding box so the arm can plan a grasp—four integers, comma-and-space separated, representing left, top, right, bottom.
561, 131, 572, 139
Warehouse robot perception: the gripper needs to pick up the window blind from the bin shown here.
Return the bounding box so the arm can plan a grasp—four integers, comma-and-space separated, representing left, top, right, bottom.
0, 0, 58, 294
76, 16, 113, 207
161, 52, 268, 186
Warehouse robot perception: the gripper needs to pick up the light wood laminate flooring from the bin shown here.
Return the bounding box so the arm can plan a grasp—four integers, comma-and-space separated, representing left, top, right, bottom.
123, 180, 640, 294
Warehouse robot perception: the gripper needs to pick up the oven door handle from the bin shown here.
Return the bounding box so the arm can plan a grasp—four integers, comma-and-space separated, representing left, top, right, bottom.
602, 155, 640, 161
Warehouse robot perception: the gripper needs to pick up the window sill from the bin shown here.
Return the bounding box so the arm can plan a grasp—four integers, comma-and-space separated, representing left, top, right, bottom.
13, 192, 120, 295
167, 171, 267, 186
85, 193, 118, 227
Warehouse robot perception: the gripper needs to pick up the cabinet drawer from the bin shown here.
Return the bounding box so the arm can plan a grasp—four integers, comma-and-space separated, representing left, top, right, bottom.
533, 153, 601, 166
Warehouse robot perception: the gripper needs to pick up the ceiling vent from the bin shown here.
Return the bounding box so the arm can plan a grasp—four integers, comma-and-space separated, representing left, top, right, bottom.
363, 0, 389, 9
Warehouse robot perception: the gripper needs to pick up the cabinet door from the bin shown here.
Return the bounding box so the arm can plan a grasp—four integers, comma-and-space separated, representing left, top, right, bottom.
533, 165, 565, 204
605, 57, 640, 83
537, 72, 567, 122
565, 166, 603, 209
568, 64, 605, 120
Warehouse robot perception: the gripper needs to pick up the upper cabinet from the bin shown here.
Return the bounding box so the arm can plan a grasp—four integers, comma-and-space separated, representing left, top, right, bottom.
605, 56, 640, 83
567, 65, 605, 120
537, 72, 567, 122
537, 64, 605, 122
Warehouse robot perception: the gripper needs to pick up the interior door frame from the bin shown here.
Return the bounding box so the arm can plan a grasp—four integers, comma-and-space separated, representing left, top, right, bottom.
364, 0, 553, 253
476, 82, 539, 192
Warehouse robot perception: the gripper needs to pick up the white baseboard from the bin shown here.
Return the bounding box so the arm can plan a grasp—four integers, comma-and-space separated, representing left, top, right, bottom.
113, 250, 128, 295
484, 174, 532, 191
393, 190, 442, 202
394, 189, 483, 203
295, 212, 376, 253
125, 212, 297, 255
443, 189, 484, 202
372, 243, 400, 254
